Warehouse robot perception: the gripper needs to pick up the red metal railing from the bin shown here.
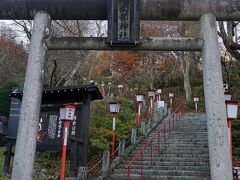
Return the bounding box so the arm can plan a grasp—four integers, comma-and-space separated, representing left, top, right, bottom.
125, 104, 184, 180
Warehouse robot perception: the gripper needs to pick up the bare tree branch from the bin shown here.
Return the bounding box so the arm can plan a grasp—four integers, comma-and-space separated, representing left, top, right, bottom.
218, 21, 240, 60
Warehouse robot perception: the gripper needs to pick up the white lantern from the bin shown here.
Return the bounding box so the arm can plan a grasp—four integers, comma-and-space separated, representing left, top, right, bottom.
88, 80, 94, 84
108, 82, 112, 86
156, 89, 162, 94
118, 84, 123, 89
148, 90, 155, 97
136, 94, 144, 103
224, 92, 232, 101
101, 82, 105, 87
157, 101, 165, 108
194, 97, 199, 102
109, 102, 120, 113
60, 105, 76, 121
169, 93, 174, 98
226, 101, 239, 119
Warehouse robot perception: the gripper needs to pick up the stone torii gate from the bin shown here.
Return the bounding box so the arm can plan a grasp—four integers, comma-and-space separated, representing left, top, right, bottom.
0, 0, 240, 180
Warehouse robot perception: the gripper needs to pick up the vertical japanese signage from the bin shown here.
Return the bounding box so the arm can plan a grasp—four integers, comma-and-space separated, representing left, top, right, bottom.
108, 0, 139, 45
117, 0, 130, 41
7, 97, 21, 139
37, 107, 81, 151
7, 97, 81, 151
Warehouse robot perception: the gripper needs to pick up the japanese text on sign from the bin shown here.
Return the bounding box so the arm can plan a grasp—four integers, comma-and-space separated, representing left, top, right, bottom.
117, 0, 130, 41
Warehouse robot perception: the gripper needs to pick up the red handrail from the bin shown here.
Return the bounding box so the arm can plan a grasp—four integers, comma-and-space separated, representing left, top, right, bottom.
125, 104, 184, 180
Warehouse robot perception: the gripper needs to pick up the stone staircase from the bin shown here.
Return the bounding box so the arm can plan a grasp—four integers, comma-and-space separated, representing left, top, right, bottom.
110, 113, 210, 180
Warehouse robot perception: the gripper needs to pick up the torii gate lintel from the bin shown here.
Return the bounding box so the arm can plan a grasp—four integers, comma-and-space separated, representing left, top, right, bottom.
0, 0, 240, 21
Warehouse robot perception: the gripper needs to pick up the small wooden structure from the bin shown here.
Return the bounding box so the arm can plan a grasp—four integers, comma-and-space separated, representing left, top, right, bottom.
3, 85, 103, 176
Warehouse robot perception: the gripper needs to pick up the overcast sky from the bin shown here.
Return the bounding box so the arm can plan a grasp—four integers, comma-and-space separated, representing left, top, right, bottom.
0, 20, 29, 44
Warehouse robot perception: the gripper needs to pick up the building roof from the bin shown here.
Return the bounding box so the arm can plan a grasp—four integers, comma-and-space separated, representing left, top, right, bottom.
10, 84, 103, 105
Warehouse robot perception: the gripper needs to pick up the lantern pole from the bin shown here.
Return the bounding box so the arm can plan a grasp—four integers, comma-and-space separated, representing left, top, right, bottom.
136, 94, 144, 128
195, 101, 198, 113
148, 90, 154, 117
155, 92, 158, 102
111, 113, 116, 156
118, 85, 123, 96
59, 105, 76, 180
137, 102, 141, 128
60, 120, 70, 180
108, 82, 111, 97
194, 97, 199, 113
169, 93, 174, 113
170, 97, 172, 112
225, 100, 239, 163
157, 89, 162, 101
101, 82, 105, 98
150, 96, 153, 116
109, 102, 120, 158
227, 119, 233, 162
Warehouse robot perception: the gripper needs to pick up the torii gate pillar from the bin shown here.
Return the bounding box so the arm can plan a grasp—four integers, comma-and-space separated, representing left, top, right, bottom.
200, 14, 233, 180
11, 11, 51, 180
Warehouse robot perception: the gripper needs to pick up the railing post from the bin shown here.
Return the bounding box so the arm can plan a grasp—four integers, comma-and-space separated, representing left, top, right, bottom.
127, 166, 130, 180
150, 140, 153, 165
164, 124, 166, 146
178, 112, 180, 124
140, 121, 146, 136
173, 114, 175, 130
131, 128, 137, 144
101, 150, 110, 176
177, 111, 180, 123
158, 131, 160, 156
164, 103, 168, 116
168, 118, 171, 137
140, 152, 143, 180
77, 167, 87, 180
118, 140, 125, 157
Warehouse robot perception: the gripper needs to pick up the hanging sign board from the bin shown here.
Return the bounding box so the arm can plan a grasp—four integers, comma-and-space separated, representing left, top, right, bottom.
107, 0, 140, 45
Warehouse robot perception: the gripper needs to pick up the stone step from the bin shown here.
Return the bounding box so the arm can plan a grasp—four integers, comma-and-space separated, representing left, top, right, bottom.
111, 174, 210, 180
122, 161, 209, 167
118, 165, 210, 171
128, 153, 209, 158
140, 138, 208, 142
141, 141, 208, 146
151, 132, 208, 136
134, 146, 209, 151
173, 129, 207, 132
129, 149, 209, 155
170, 132, 208, 134
148, 132, 208, 136
140, 141, 208, 145
112, 169, 210, 177
133, 146, 208, 154
174, 124, 207, 126
123, 157, 210, 162
107, 114, 210, 179
150, 126, 207, 130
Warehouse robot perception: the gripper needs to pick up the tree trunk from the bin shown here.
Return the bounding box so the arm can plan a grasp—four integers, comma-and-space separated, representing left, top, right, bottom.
178, 52, 192, 102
